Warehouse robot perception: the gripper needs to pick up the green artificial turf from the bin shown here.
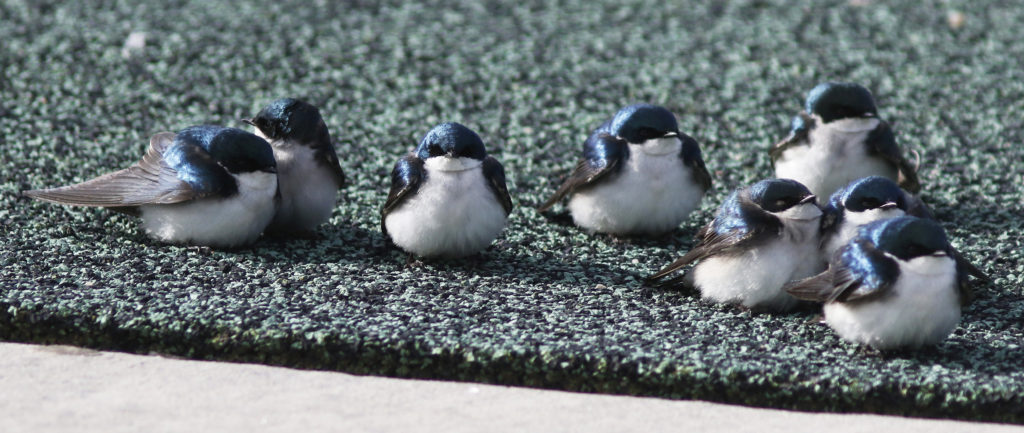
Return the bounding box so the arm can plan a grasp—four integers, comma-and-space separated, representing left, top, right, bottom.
2, 0, 1023, 423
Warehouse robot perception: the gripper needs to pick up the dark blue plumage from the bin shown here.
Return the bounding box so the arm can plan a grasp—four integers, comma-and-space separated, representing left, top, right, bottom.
704, 178, 814, 243
821, 176, 907, 238
787, 112, 811, 141
582, 132, 628, 163
168, 126, 277, 197
247, 98, 331, 146
23, 125, 279, 247
791, 216, 961, 304
709, 183, 777, 237
381, 122, 512, 258
863, 216, 951, 261
538, 103, 712, 220
600, 103, 680, 144
830, 230, 902, 302
415, 122, 487, 161
787, 216, 976, 349
646, 178, 823, 311
245, 98, 345, 235
380, 155, 427, 235
678, 134, 706, 174
582, 104, 681, 172
829, 176, 906, 213
747, 178, 817, 212
770, 82, 921, 198
805, 82, 878, 123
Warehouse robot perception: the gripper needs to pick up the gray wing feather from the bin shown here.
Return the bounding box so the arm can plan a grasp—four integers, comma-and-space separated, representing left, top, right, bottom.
23, 132, 198, 210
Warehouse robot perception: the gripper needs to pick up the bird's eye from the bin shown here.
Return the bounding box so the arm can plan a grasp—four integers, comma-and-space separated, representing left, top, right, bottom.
637, 127, 660, 140
904, 244, 930, 258
429, 145, 445, 157
775, 199, 788, 209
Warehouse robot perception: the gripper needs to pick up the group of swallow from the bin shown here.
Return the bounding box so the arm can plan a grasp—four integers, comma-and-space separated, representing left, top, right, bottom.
24, 82, 989, 351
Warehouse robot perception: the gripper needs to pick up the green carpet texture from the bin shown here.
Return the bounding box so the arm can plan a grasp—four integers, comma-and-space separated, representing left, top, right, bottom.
2, 0, 1023, 423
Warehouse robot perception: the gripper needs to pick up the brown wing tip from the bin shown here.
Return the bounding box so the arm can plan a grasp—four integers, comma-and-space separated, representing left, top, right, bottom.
645, 258, 692, 285
22, 188, 71, 204
784, 277, 827, 302
536, 197, 558, 212
898, 176, 921, 193
643, 274, 669, 287
965, 262, 991, 282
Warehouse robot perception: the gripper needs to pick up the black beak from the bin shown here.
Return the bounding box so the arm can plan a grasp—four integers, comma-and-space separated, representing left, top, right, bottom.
799, 194, 817, 205
862, 112, 876, 118
662, 131, 679, 138
880, 201, 898, 210
241, 118, 256, 126
264, 166, 278, 174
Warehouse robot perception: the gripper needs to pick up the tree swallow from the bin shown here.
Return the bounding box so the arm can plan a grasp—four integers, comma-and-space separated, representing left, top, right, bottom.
244, 98, 345, 236
537, 104, 712, 235
821, 176, 922, 259
821, 176, 988, 279
786, 216, 976, 350
24, 126, 279, 248
769, 82, 920, 200
646, 178, 824, 312
381, 122, 513, 259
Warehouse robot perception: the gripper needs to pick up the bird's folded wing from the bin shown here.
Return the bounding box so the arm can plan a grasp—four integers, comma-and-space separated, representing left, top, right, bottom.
380, 155, 425, 234
316, 146, 347, 188
866, 121, 921, 193
646, 223, 772, 287
784, 270, 843, 302
904, 192, 935, 220
537, 133, 626, 211
679, 133, 712, 192
482, 156, 513, 215
788, 240, 896, 303
24, 132, 199, 208
768, 112, 813, 164
952, 248, 989, 283
647, 191, 783, 287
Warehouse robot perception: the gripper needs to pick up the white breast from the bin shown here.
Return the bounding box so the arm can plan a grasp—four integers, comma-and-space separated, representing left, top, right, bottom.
774, 117, 897, 199
139, 172, 278, 248
384, 157, 508, 258
823, 254, 961, 350
268, 143, 340, 233
567, 138, 705, 235
692, 204, 824, 312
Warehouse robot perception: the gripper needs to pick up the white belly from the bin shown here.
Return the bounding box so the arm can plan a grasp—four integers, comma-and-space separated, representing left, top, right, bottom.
139, 172, 278, 248
268, 145, 339, 233
824, 255, 961, 350
774, 119, 897, 200
568, 139, 705, 235
384, 158, 508, 258
823, 208, 906, 259
692, 208, 824, 312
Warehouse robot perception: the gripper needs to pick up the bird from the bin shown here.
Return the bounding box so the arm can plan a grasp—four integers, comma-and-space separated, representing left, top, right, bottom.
23, 126, 279, 248
820, 176, 929, 259
646, 178, 824, 312
381, 122, 513, 259
537, 103, 712, 236
820, 176, 988, 279
786, 216, 976, 350
769, 82, 920, 200
244, 98, 345, 236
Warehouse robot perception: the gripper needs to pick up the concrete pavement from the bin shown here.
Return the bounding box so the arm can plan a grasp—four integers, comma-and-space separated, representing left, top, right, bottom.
0, 342, 1018, 432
